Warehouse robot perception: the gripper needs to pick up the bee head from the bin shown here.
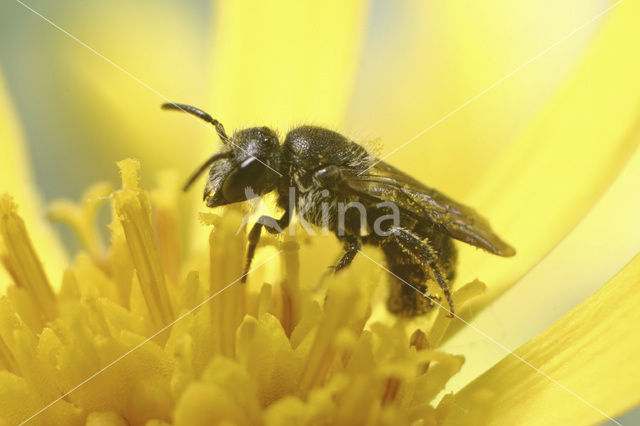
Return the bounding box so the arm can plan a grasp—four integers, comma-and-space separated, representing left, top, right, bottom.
162, 103, 283, 207
203, 126, 282, 207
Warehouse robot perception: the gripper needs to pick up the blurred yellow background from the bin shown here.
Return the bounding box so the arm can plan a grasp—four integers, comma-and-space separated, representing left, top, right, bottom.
0, 0, 638, 422
0, 0, 612, 200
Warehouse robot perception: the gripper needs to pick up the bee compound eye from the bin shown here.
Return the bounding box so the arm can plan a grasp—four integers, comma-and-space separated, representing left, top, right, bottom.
221, 158, 268, 202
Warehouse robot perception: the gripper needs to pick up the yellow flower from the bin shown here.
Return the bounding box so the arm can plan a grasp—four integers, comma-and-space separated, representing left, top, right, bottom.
0, 158, 482, 425
1, 1, 639, 425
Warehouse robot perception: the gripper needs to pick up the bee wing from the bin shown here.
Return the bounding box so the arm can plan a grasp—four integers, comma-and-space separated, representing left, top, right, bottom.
335, 161, 516, 257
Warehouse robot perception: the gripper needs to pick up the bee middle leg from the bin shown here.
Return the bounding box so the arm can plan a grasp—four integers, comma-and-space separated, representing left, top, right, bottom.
243, 212, 290, 282
332, 235, 361, 272
313, 235, 361, 292
384, 227, 455, 317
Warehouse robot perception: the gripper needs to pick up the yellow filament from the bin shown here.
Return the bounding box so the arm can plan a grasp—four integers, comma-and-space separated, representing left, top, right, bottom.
48, 182, 112, 261
113, 160, 174, 328
0, 194, 57, 325
208, 209, 245, 358
151, 172, 182, 286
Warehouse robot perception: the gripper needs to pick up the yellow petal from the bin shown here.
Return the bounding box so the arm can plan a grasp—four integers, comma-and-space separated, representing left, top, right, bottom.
0, 68, 67, 293
346, 1, 607, 195
209, 0, 370, 129
444, 142, 640, 390
191, 0, 370, 257
456, 0, 640, 310
346, 2, 639, 329
446, 252, 640, 426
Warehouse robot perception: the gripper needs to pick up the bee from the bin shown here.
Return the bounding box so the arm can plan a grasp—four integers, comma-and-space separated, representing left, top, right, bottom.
163, 103, 515, 317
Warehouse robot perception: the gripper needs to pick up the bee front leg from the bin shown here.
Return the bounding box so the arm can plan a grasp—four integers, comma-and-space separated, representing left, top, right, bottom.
385, 227, 455, 317
242, 212, 290, 282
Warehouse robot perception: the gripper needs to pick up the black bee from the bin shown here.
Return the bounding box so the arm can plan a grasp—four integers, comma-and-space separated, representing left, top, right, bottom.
163, 103, 515, 317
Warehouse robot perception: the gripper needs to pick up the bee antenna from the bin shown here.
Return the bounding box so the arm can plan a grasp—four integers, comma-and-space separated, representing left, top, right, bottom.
183, 151, 232, 192
162, 102, 231, 145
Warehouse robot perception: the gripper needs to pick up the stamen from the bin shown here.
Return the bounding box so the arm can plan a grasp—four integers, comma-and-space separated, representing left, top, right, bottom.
48, 182, 112, 262
0, 333, 18, 373
428, 279, 486, 347
209, 209, 245, 357
410, 329, 431, 375
107, 220, 134, 308
299, 279, 360, 391
113, 160, 174, 329
279, 236, 301, 336
151, 171, 182, 286
381, 376, 402, 406
0, 194, 57, 326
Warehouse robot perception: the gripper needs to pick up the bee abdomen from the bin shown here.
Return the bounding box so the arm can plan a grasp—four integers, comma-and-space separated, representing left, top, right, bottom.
384, 259, 433, 317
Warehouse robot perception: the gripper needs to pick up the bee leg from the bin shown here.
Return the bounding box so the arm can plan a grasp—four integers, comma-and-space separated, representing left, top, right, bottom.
386, 227, 455, 317
242, 212, 290, 282
313, 236, 360, 291
332, 235, 361, 272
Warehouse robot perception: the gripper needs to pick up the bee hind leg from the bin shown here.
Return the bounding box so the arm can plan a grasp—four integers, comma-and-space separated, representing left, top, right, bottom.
385, 227, 455, 317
